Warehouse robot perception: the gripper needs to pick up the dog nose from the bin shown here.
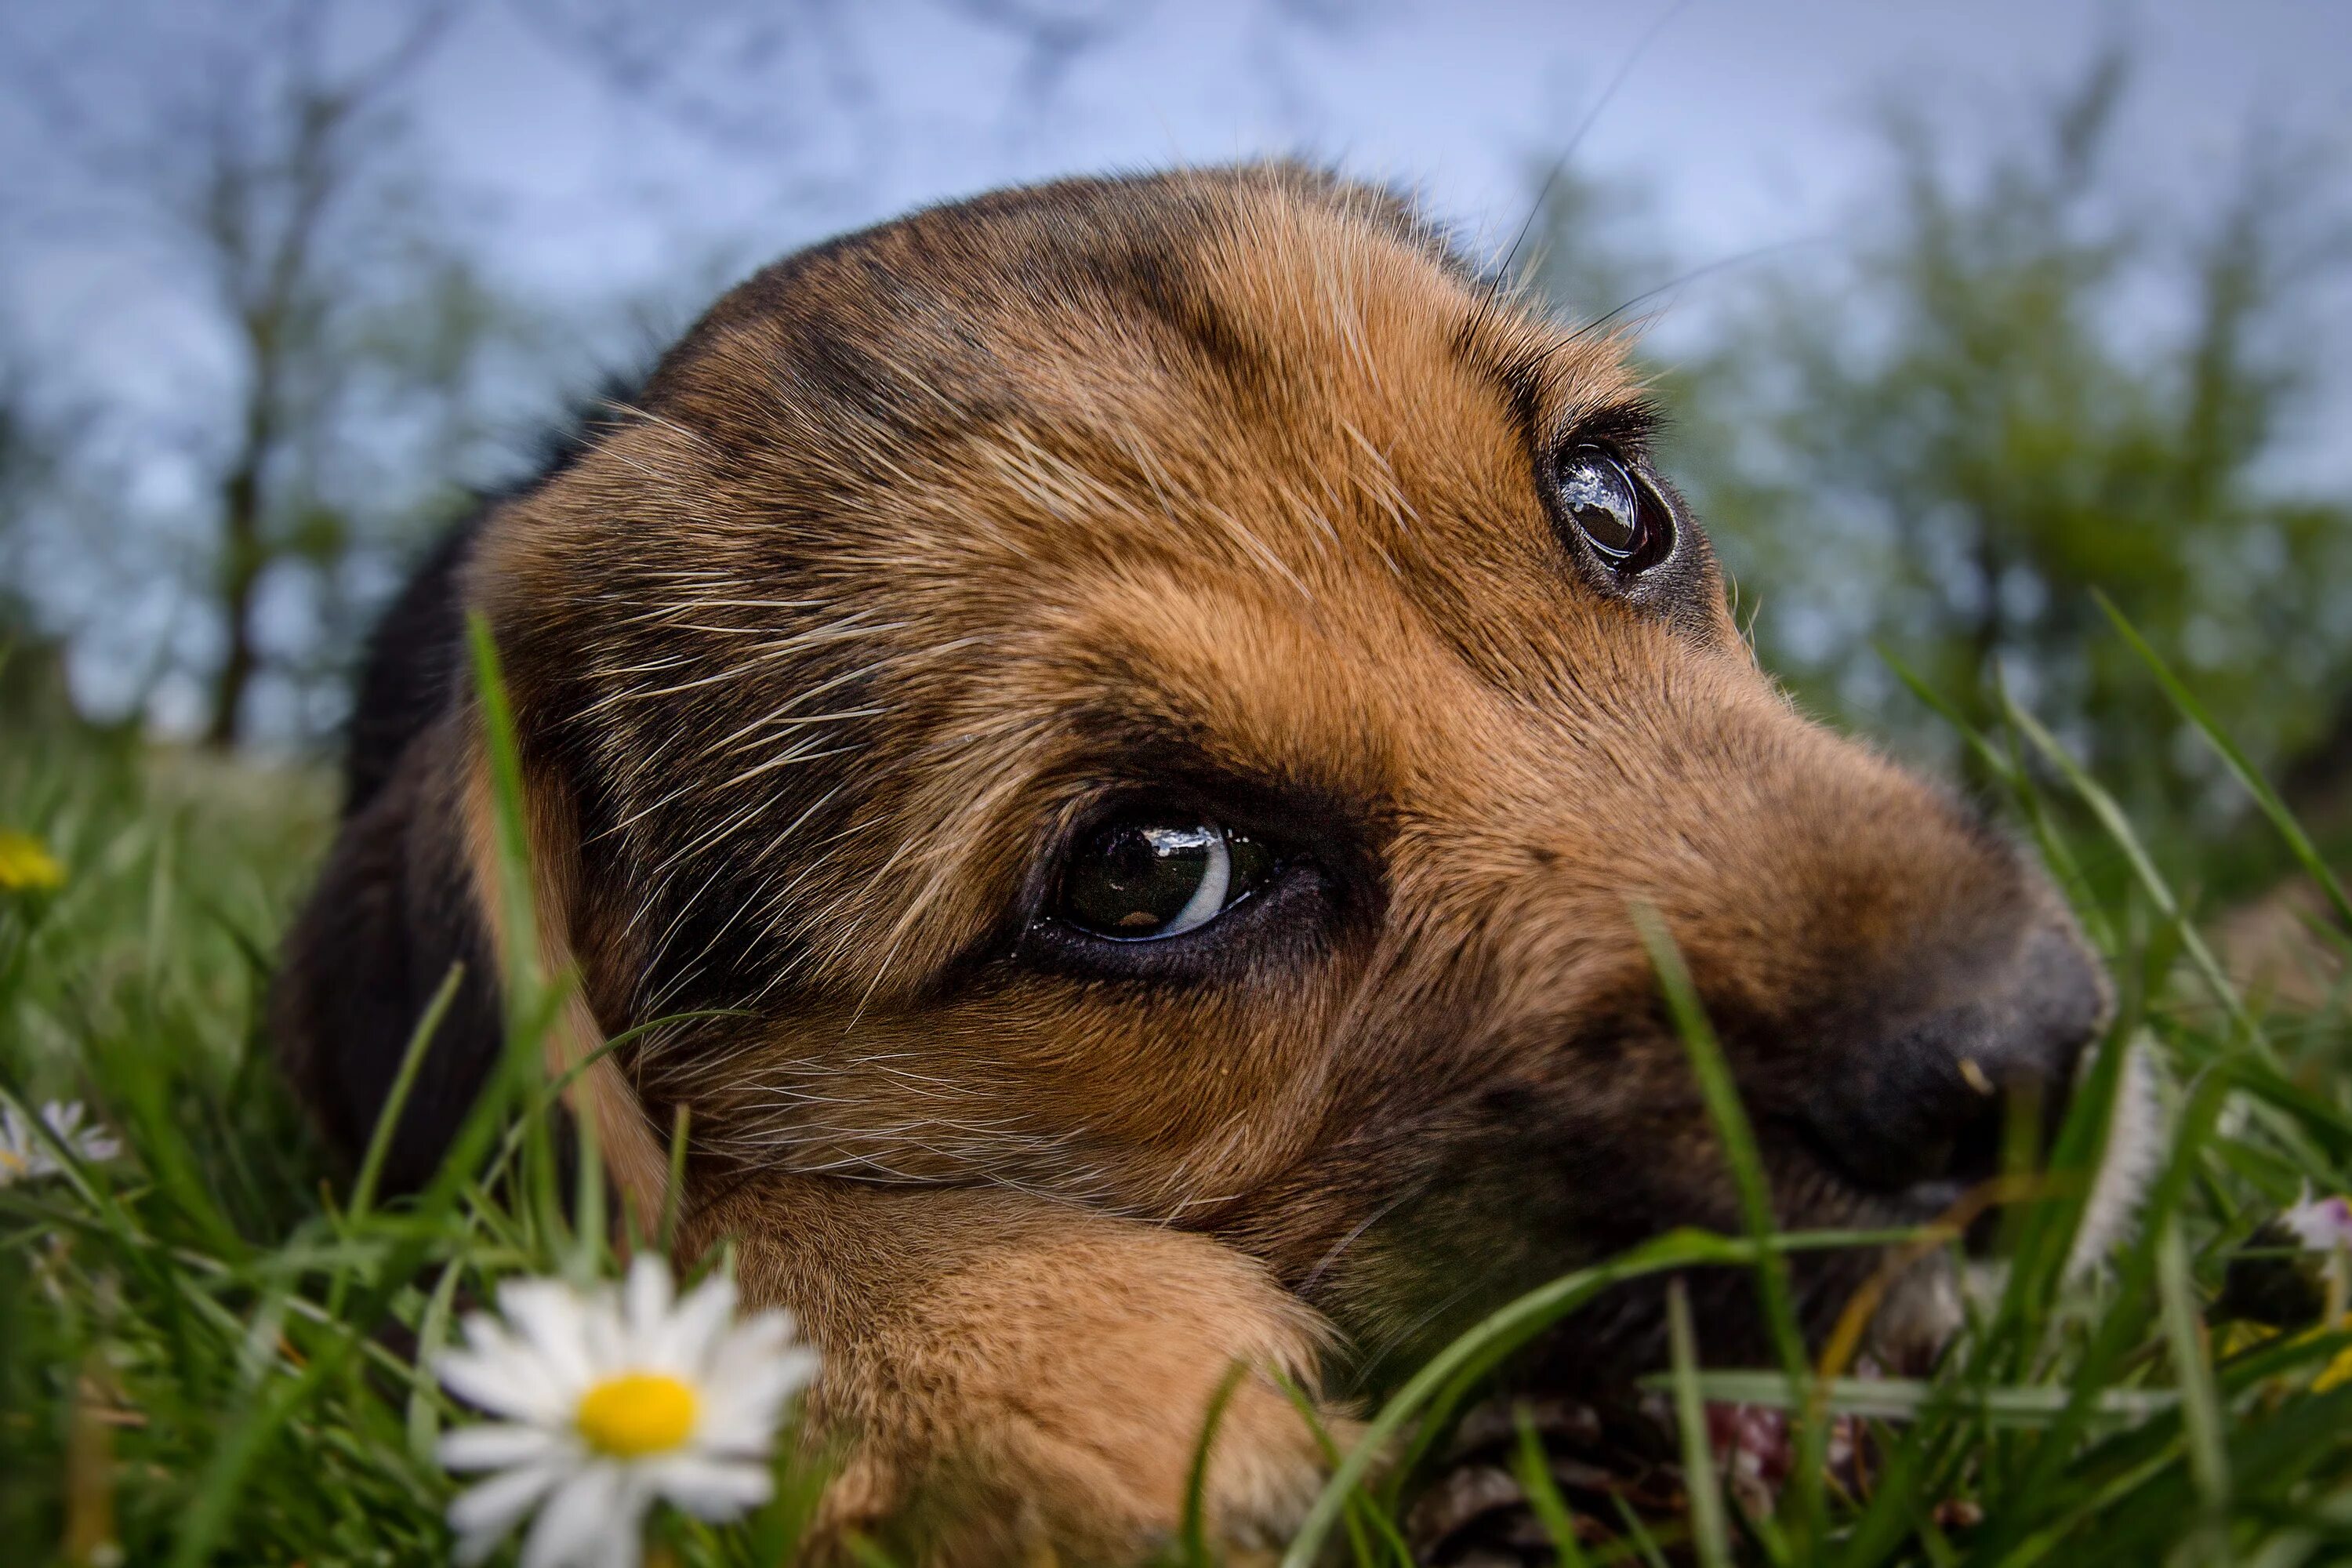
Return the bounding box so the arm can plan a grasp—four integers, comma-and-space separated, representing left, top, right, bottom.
1794, 921, 2107, 1196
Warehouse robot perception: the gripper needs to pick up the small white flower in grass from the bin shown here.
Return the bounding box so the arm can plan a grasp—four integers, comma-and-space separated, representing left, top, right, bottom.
2281, 1186, 2352, 1254
435, 1254, 818, 1568
0, 1099, 122, 1185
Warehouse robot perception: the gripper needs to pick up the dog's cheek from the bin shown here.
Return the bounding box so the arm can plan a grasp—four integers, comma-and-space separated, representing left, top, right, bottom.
1257, 1123, 1590, 1377
1263, 1074, 1769, 1391
666, 979, 1337, 1210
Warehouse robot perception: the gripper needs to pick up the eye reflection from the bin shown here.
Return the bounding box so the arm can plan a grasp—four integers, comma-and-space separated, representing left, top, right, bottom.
1054, 819, 1275, 941
1554, 444, 1671, 571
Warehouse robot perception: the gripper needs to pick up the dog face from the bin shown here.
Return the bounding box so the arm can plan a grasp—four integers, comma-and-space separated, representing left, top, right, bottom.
463, 167, 2107, 1388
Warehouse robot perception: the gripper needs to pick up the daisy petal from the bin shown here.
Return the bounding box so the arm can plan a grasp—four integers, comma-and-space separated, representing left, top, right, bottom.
439, 1341, 568, 1425
2283, 1190, 2352, 1252
701, 1347, 818, 1442
622, 1253, 673, 1340
592, 1513, 645, 1568
650, 1454, 773, 1519
499, 1279, 598, 1393
448, 1458, 565, 1541
521, 1465, 640, 1568
712, 1330, 816, 1396
710, 1308, 796, 1366
655, 1272, 739, 1374
439, 1421, 568, 1472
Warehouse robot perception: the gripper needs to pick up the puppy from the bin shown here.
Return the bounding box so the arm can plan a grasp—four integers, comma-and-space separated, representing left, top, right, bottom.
274, 165, 2115, 1560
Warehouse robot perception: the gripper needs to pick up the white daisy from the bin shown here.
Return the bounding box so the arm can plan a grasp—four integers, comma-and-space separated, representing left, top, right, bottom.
434, 1254, 817, 1568
0, 1098, 122, 1185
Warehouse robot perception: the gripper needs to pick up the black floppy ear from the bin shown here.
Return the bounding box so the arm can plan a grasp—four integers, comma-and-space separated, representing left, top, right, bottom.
278, 449, 670, 1219
272, 701, 670, 1221
274, 515, 503, 1193
271, 720, 504, 1195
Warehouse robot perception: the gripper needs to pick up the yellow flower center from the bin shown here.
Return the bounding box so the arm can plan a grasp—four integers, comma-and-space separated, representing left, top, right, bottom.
575, 1371, 699, 1457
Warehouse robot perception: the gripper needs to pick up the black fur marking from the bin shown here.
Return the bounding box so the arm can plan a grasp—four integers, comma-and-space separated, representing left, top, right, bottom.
275, 380, 642, 1187
342, 517, 481, 816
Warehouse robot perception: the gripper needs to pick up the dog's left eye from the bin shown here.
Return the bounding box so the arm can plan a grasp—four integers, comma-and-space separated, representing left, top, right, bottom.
1055, 819, 1277, 941
1554, 445, 1673, 573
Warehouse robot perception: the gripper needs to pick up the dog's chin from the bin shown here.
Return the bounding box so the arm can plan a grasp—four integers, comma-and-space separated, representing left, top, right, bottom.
1408, 1045, 2165, 1565
1436, 1172, 1964, 1437
1409, 1227, 1956, 1568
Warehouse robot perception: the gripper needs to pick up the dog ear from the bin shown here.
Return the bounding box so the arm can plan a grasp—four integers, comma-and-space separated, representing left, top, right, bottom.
272, 719, 505, 1196
274, 677, 669, 1229
455, 716, 672, 1231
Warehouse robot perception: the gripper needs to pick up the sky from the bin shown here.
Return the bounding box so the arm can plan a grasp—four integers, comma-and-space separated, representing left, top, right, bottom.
23, 1, 2352, 368
408, 1, 2351, 310
12, 0, 2350, 424
3, 0, 2348, 734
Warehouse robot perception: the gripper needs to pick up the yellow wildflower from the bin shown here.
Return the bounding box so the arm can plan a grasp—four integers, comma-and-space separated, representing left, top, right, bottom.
0, 829, 65, 892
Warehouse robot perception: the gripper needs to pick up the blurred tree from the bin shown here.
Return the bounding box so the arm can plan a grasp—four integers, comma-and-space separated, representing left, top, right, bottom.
1657, 52, 2352, 858
0, 347, 78, 728
2, 0, 543, 746
512, 0, 1376, 225
2, 0, 1374, 748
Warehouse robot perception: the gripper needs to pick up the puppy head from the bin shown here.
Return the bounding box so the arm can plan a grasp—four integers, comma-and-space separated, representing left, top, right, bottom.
469, 166, 2111, 1385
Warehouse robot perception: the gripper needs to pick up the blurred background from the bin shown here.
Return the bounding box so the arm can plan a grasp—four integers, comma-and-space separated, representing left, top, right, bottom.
1, 0, 2347, 920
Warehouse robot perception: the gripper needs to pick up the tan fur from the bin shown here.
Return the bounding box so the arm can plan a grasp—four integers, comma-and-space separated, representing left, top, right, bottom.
685, 1179, 1342, 1557
281, 166, 2114, 1562
459, 746, 670, 1229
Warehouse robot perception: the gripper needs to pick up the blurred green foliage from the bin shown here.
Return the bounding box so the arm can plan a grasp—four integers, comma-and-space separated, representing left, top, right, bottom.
1536, 53, 2352, 901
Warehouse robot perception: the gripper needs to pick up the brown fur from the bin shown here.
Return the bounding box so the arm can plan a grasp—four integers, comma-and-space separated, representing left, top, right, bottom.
275, 165, 2108, 1559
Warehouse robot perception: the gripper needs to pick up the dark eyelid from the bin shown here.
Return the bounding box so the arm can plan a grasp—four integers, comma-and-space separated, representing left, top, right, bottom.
1477, 337, 1662, 455
1548, 399, 1661, 466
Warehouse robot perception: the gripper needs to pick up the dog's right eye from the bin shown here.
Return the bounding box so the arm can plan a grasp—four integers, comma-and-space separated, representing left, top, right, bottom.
1553, 445, 1675, 575
1055, 820, 1277, 942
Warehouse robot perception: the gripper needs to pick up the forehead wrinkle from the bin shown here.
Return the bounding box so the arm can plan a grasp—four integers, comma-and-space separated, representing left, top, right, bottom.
1455, 296, 1653, 456
1181, 187, 1643, 445
1046, 574, 1434, 806
809, 575, 1426, 993
898, 360, 1607, 750
909, 391, 1407, 619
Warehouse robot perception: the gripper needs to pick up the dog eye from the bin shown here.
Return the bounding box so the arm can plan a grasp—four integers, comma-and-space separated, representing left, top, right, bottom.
1056, 820, 1277, 941
1555, 445, 1672, 572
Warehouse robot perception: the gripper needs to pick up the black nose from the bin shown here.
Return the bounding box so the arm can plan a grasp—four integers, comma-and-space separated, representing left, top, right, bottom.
1796, 922, 2108, 1196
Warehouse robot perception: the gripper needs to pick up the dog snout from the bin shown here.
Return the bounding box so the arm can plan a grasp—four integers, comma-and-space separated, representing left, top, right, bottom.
1793, 919, 2108, 1197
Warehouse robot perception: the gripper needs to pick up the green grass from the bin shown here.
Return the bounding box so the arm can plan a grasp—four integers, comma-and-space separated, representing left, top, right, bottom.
5, 620, 2352, 1566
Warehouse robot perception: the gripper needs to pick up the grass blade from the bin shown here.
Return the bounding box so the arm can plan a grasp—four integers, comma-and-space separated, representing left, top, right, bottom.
2157, 1216, 2231, 1554
2096, 590, 2352, 932
1668, 1279, 1733, 1568
346, 961, 463, 1225
1512, 1403, 1593, 1568
1631, 903, 1825, 1544
1999, 688, 2256, 1040
1279, 1229, 1746, 1568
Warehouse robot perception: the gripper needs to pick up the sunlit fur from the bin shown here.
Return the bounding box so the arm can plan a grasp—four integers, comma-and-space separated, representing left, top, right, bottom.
276, 165, 2130, 1562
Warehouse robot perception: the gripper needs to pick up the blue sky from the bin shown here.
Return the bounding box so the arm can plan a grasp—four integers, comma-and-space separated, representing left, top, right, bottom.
13, 1, 2349, 430
4, 0, 2347, 734
405, 1, 2350, 303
